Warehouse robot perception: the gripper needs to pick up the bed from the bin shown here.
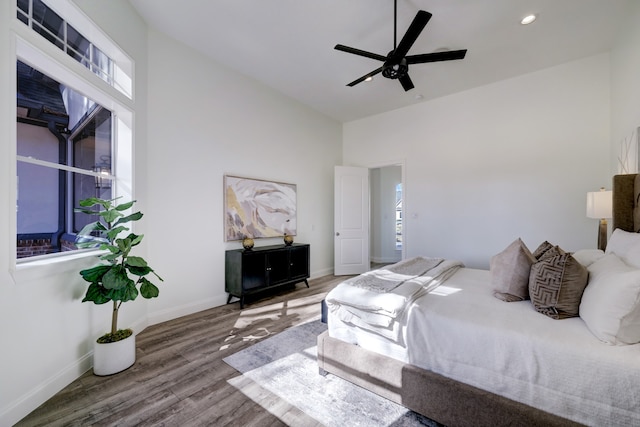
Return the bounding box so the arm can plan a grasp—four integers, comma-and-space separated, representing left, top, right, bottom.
317, 174, 640, 427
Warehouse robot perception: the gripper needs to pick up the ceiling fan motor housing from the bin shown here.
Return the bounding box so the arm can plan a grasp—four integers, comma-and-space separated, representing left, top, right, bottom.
382, 57, 408, 79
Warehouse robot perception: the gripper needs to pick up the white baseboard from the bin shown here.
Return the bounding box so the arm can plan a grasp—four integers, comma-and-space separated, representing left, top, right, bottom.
147, 296, 226, 326
0, 353, 92, 426
2, 271, 335, 426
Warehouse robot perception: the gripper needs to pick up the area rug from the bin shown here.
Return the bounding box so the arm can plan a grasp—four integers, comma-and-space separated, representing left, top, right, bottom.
223, 320, 441, 427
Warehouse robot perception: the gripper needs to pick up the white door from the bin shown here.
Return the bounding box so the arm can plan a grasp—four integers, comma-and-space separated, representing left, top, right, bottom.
334, 166, 369, 275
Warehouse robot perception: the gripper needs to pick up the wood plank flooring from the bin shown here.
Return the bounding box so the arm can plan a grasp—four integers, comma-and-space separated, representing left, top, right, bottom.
16, 275, 346, 427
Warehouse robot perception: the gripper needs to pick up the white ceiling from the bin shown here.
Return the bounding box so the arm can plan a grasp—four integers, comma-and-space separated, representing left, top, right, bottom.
128, 0, 629, 123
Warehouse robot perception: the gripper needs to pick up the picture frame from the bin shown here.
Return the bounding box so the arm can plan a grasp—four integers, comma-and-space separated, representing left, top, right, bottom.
224, 175, 297, 241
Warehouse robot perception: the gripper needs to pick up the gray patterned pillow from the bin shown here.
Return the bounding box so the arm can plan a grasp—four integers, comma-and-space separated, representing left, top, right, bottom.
529, 249, 589, 319
532, 240, 556, 260
491, 238, 536, 302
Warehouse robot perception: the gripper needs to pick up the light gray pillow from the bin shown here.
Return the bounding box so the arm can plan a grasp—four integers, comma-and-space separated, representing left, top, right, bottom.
529, 249, 589, 319
491, 238, 536, 302
581, 253, 640, 345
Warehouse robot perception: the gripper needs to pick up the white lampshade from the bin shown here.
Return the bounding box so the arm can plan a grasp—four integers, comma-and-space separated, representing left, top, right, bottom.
586, 190, 612, 219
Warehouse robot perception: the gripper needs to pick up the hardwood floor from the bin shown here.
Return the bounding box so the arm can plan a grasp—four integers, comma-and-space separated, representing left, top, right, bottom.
16, 275, 346, 427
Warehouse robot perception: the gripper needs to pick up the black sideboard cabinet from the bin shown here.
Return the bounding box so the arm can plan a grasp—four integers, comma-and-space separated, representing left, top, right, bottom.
225, 243, 310, 308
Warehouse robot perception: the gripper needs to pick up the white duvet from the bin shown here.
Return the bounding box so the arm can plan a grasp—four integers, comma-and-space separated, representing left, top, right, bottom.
325, 257, 463, 343
328, 267, 640, 426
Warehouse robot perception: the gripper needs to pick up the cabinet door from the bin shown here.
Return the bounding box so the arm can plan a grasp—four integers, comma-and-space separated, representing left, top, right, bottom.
289, 246, 309, 280
242, 252, 267, 290
266, 250, 289, 285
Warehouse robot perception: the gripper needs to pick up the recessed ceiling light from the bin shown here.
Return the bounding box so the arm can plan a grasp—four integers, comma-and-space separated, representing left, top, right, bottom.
414, 94, 423, 100
520, 14, 537, 25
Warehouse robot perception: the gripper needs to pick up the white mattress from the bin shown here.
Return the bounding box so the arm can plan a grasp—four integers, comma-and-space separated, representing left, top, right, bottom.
327, 267, 640, 426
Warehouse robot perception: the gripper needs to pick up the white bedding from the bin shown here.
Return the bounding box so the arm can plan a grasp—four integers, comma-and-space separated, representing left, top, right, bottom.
327, 267, 640, 426
325, 257, 462, 343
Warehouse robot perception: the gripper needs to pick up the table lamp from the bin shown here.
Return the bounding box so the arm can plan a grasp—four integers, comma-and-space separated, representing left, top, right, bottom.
586, 188, 612, 251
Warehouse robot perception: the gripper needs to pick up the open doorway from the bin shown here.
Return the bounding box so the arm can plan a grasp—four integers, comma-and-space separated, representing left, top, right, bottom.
370, 164, 403, 266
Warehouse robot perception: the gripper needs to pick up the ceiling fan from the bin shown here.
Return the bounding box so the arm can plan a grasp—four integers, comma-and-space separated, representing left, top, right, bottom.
335, 0, 467, 91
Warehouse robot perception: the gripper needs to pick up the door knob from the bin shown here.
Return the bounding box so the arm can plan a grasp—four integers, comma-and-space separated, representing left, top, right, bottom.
336, 232, 340, 236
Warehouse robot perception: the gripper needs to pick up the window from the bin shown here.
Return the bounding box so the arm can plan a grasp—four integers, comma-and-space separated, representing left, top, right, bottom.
17, 61, 114, 258
16, 0, 132, 98
14, 0, 134, 262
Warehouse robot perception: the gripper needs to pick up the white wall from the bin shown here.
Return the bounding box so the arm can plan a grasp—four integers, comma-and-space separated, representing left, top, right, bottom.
143, 29, 342, 322
0, 1, 150, 425
2, 1, 640, 425
610, 1, 640, 175
0, 2, 341, 426
344, 54, 612, 268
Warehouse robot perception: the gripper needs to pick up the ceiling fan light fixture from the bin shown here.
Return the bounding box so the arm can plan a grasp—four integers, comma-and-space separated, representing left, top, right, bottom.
382, 58, 408, 79
364, 76, 373, 82
520, 14, 537, 25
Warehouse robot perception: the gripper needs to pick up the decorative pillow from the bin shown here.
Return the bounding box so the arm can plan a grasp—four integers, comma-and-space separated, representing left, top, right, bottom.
528, 248, 589, 319
572, 249, 605, 267
537, 245, 562, 260
606, 228, 640, 269
580, 253, 640, 345
491, 238, 536, 302
532, 240, 555, 260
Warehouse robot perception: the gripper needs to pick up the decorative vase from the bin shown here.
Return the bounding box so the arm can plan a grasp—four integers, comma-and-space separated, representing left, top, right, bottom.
242, 237, 254, 250
283, 234, 294, 246
93, 333, 136, 376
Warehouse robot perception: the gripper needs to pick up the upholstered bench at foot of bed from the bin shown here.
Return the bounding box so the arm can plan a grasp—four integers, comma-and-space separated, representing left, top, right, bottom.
316, 331, 582, 427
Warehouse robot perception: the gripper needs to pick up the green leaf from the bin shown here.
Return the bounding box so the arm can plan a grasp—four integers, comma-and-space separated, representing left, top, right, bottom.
126, 256, 147, 267
102, 265, 134, 290
113, 212, 143, 228
139, 277, 159, 298
100, 252, 121, 262
82, 282, 111, 304
115, 200, 136, 211
78, 197, 104, 208
120, 282, 139, 302
100, 244, 120, 253
105, 284, 136, 302
100, 209, 122, 224
116, 238, 132, 254
106, 225, 129, 241
79, 265, 112, 283
127, 265, 153, 276
76, 221, 106, 237
76, 239, 107, 249
129, 233, 144, 247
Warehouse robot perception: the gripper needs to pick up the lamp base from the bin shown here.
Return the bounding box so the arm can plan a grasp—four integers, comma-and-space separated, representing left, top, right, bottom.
597, 219, 608, 252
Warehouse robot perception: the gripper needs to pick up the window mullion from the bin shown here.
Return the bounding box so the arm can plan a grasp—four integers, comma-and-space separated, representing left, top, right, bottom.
17, 154, 114, 181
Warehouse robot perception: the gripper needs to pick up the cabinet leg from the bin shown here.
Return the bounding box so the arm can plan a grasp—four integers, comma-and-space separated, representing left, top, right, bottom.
304, 279, 309, 288
240, 296, 245, 309
226, 294, 232, 304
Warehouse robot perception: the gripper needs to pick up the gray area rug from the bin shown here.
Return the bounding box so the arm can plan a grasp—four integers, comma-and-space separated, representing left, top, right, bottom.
223, 320, 441, 427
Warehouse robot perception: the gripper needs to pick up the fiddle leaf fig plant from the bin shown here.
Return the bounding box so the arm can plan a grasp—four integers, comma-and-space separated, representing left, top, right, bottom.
75, 197, 162, 343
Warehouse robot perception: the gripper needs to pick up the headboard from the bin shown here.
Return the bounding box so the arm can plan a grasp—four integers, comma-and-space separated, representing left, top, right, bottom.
612, 173, 640, 232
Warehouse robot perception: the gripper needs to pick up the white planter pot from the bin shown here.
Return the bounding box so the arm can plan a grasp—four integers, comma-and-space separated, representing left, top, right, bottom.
93, 333, 136, 376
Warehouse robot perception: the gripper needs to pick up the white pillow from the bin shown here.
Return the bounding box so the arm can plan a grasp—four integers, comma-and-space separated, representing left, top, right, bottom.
580, 253, 640, 345
572, 249, 604, 267
606, 229, 640, 265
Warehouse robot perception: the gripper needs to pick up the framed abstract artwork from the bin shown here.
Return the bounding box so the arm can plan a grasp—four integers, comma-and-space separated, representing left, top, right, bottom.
224, 175, 297, 241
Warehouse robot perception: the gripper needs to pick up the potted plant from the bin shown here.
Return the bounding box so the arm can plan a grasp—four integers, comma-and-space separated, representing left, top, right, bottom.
75, 197, 162, 375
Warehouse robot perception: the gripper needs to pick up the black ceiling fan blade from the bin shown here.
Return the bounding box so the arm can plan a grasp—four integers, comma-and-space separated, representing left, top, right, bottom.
347, 67, 383, 87
406, 49, 467, 64
399, 74, 414, 91
392, 10, 432, 60
335, 44, 387, 62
